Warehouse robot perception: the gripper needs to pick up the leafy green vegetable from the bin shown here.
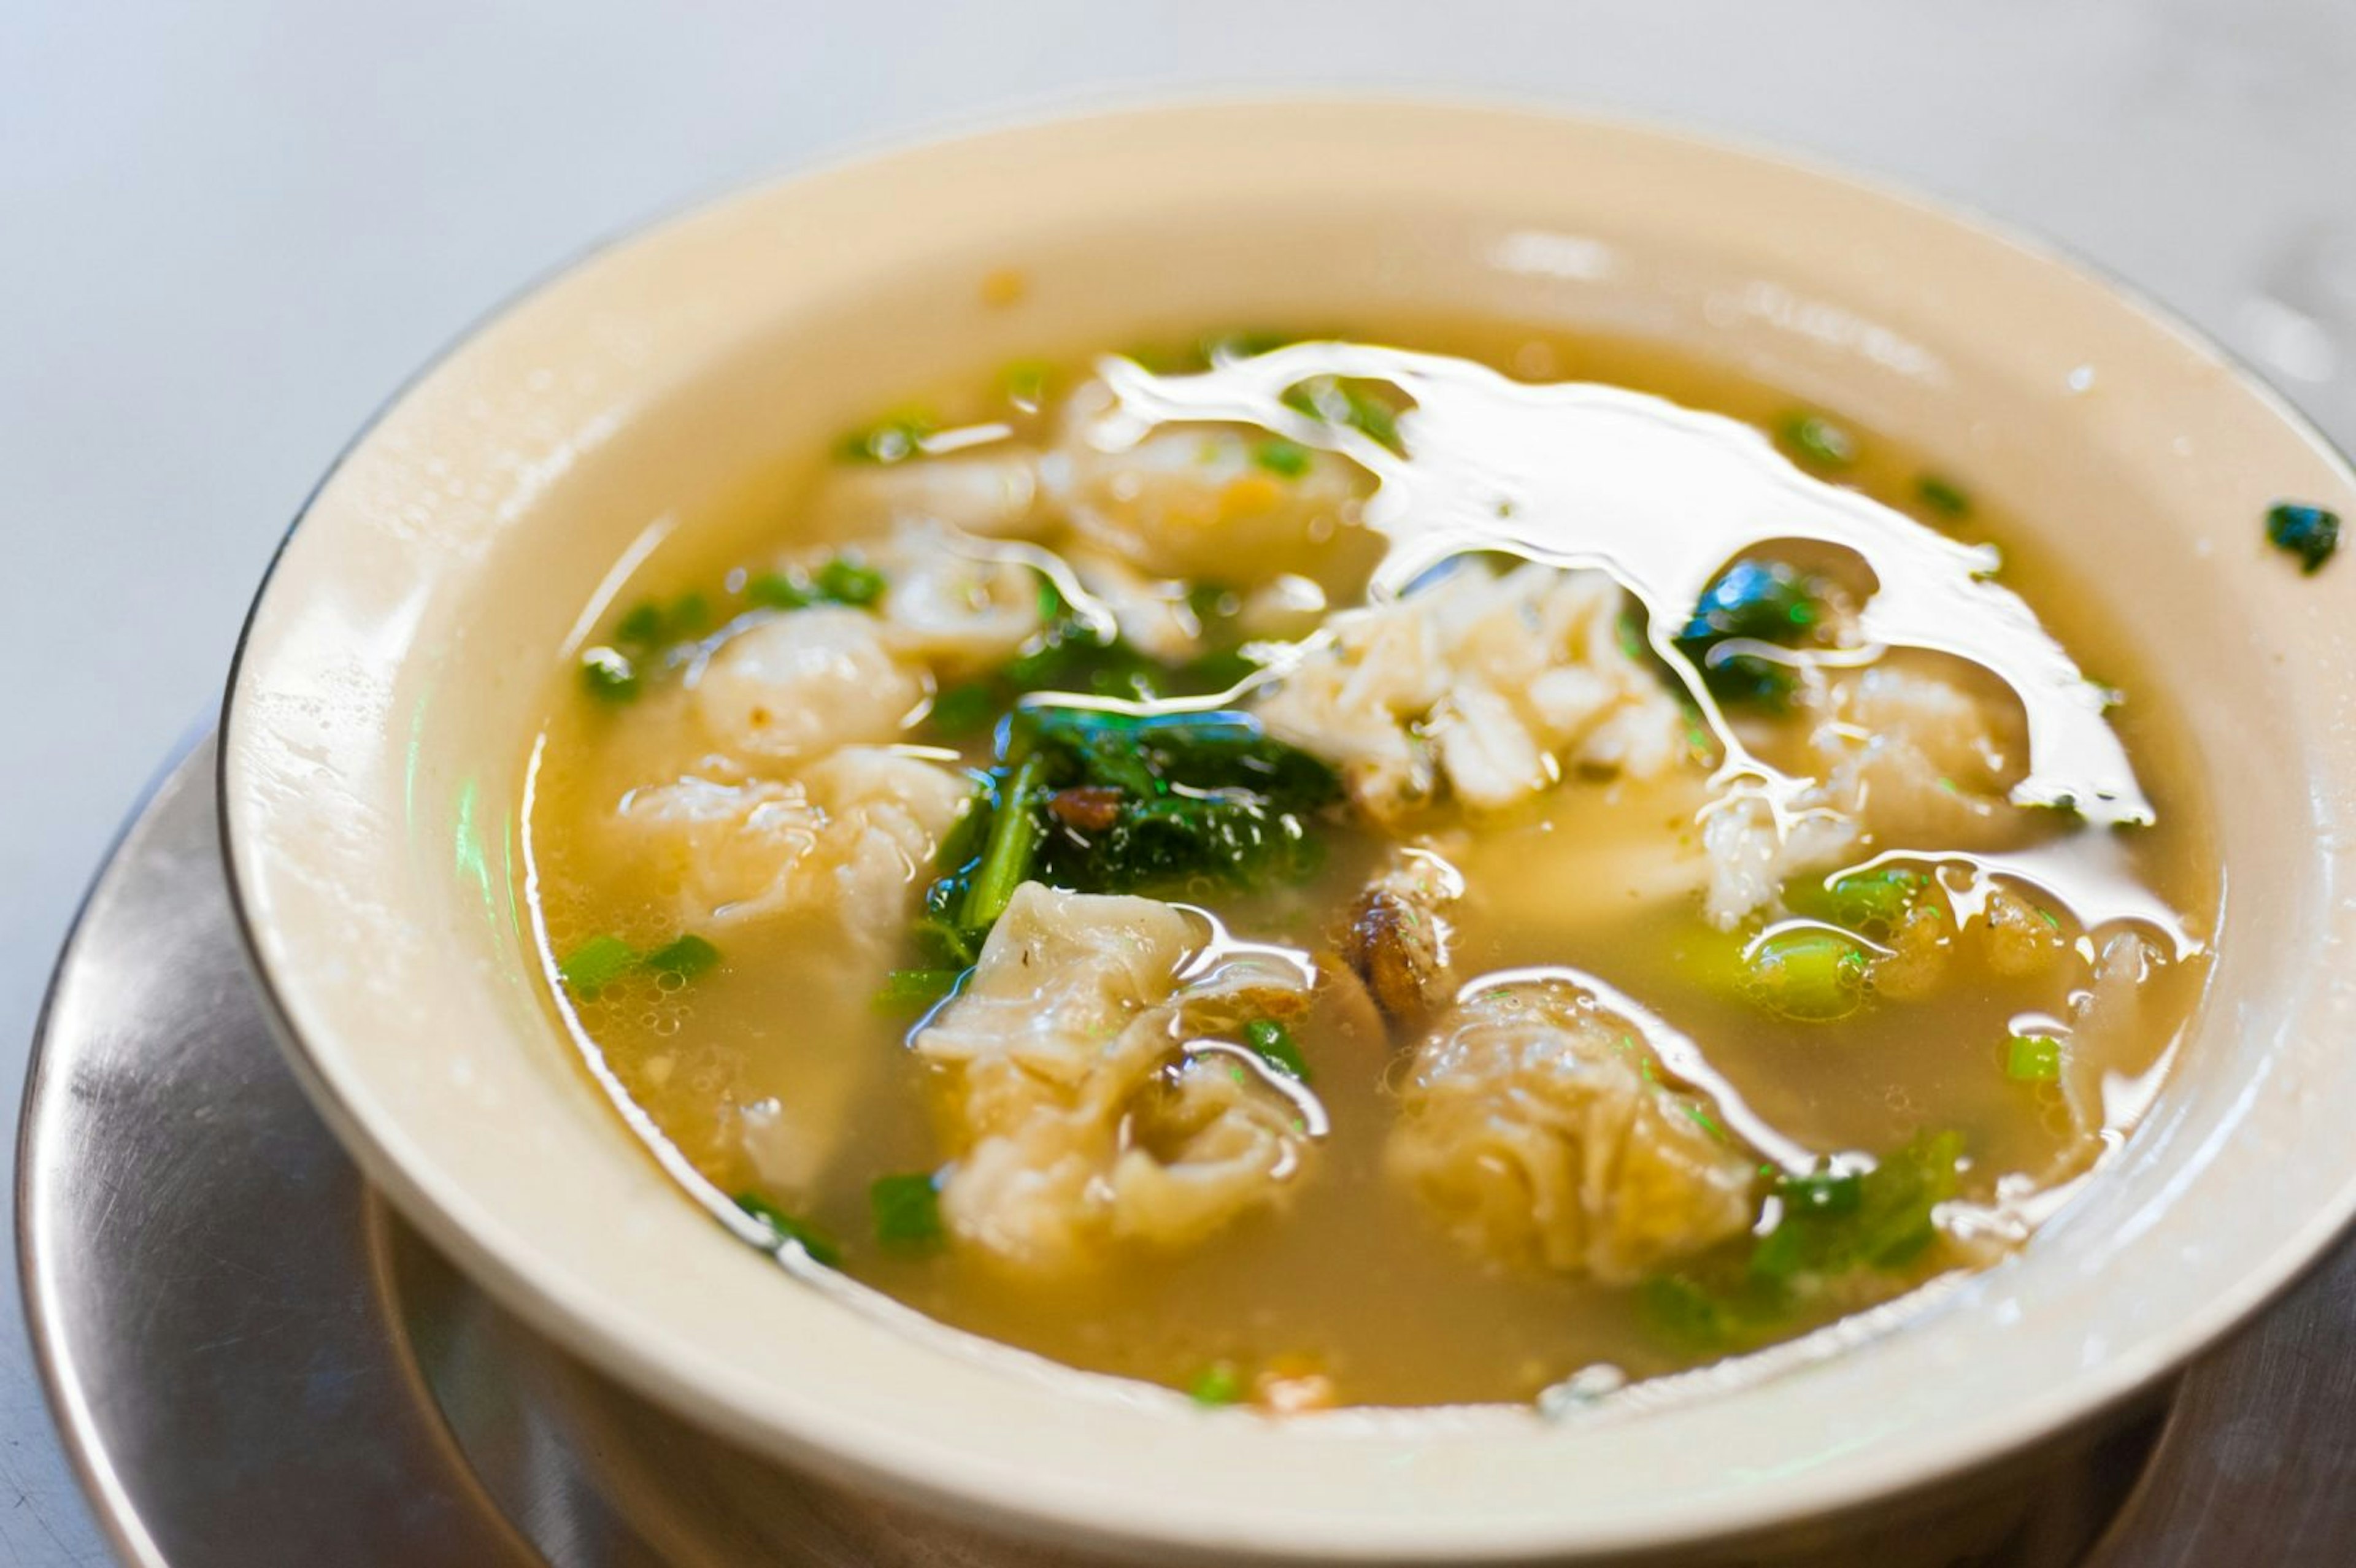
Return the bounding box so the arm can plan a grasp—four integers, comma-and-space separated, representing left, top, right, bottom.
2006, 1034, 2063, 1082
926, 682, 998, 737
578, 647, 640, 704
1743, 929, 1870, 1022
1253, 437, 1312, 478
1642, 1133, 1965, 1351
735, 1193, 842, 1267
1672, 558, 1833, 710
909, 707, 1339, 964
1243, 1018, 1310, 1082
2267, 502, 2340, 574
869, 1172, 945, 1248
558, 934, 640, 996
1915, 475, 1971, 518
1187, 1361, 1247, 1407
958, 751, 1053, 936
644, 934, 720, 982
834, 409, 936, 465
1779, 412, 1857, 469
1010, 707, 1339, 894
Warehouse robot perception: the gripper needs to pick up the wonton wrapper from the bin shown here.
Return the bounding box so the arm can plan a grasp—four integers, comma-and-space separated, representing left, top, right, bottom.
1387, 980, 1757, 1284
914, 883, 1314, 1274
616, 747, 966, 942
1255, 561, 1692, 824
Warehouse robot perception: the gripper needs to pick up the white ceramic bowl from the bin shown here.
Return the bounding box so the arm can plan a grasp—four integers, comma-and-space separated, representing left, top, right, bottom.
221, 99, 2356, 1563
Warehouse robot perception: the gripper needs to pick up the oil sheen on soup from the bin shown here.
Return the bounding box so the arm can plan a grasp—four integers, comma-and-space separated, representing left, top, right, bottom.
523, 322, 2212, 1413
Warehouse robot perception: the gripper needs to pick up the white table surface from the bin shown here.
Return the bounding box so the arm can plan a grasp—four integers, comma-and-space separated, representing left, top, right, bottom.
4, 4, 2351, 1562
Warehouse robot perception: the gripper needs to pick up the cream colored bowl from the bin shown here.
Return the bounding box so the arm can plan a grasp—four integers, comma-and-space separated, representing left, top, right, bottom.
221, 99, 2356, 1563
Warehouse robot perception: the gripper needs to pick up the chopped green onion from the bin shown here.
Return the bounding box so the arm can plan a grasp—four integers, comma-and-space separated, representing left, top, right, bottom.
557, 934, 639, 997
735, 1193, 842, 1268
2006, 1034, 2063, 1082
869, 1172, 945, 1248
1000, 359, 1053, 407
1779, 412, 1857, 469
1812, 867, 1933, 939
1915, 475, 1971, 518
835, 410, 936, 465
1242, 1018, 1310, 1082
747, 572, 814, 610
613, 601, 667, 647
876, 967, 963, 1012
1253, 438, 1312, 478
814, 557, 887, 607
1187, 1361, 1247, 1407
1743, 929, 1871, 1022
644, 934, 720, 982
2266, 502, 2340, 574
578, 647, 640, 704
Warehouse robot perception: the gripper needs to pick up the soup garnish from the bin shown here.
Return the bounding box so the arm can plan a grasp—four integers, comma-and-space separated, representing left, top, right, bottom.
524, 327, 2211, 1412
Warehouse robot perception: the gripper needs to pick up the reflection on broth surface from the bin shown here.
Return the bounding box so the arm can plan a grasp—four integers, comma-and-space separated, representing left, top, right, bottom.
523, 323, 2212, 1411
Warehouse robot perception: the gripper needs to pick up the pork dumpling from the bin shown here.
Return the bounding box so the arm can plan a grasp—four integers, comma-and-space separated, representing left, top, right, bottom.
1815, 658, 2030, 845
1257, 561, 1695, 823
806, 448, 1045, 541
1699, 659, 2030, 931
914, 883, 1315, 1273
869, 527, 1046, 675
1047, 380, 1376, 587
616, 748, 966, 941
694, 607, 923, 760
1386, 980, 1757, 1283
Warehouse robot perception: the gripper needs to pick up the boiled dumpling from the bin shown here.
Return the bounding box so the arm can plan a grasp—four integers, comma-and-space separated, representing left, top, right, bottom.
615, 747, 966, 942
1256, 561, 1693, 823
1386, 980, 1757, 1283
914, 883, 1315, 1273
694, 607, 923, 760
1046, 380, 1376, 587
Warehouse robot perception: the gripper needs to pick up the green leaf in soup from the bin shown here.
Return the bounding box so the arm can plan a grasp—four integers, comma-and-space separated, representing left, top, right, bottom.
869, 1172, 946, 1248
1778, 411, 1857, 469
577, 647, 640, 705
2006, 1033, 2063, 1082
1186, 1361, 1248, 1407
644, 934, 720, 982
1742, 929, 1871, 1022
735, 1194, 842, 1268
2266, 501, 2340, 574
835, 409, 937, 465
1243, 1018, 1310, 1082
557, 934, 639, 996
1915, 474, 1971, 519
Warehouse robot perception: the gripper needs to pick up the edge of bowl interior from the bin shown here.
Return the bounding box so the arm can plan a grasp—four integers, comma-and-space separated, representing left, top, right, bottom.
217, 96, 2356, 1564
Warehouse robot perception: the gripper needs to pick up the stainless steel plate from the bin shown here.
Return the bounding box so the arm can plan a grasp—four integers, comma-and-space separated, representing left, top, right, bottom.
17, 740, 2356, 1566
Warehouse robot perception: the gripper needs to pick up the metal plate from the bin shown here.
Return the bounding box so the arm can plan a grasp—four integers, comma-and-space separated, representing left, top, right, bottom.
17, 740, 2356, 1566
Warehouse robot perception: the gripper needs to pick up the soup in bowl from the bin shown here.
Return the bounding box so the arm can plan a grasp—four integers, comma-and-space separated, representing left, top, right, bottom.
222, 101, 2356, 1561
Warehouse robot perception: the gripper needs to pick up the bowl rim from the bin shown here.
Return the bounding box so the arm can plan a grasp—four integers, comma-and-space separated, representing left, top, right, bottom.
214, 90, 2356, 1562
